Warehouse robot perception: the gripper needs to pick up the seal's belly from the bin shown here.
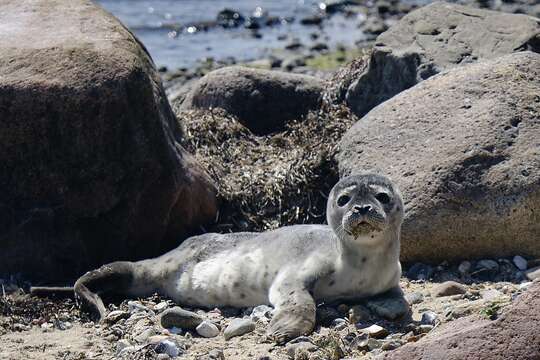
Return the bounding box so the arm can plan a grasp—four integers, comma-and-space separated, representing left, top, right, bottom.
171, 249, 274, 308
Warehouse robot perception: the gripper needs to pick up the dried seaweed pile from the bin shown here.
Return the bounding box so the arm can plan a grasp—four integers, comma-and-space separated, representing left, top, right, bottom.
176, 101, 358, 232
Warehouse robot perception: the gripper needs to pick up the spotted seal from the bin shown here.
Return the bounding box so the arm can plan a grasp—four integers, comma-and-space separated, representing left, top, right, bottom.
32, 173, 405, 342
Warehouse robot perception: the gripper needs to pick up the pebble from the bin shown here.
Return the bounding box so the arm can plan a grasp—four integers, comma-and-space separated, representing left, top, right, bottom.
116, 339, 131, 354
481, 289, 504, 301
358, 338, 382, 351
208, 349, 225, 360
161, 307, 204, 330
407, 263, 433, 281
417, 324, 434, 334
525, 266, 540, 281
458, 261, 472, 274
513, 256, 528, 271
154, 301, 170, 313
420, 311, 438, 325
286, 341, 318, 357
105, 310, 130, 324
349, 304, 371, 323
477, 259, 499, 272
157, 354, 171, 360
432, 281, 467, 297
251, 305, 273, 322
196, 321, 220, 338
359, 324, 388, 338
128, 301, 153, 314
365, 295, 410, 320
154, 340, 181, 358
405, 291, 424, 305
224, 318, 256, 340
41, 323, 54, 332
381, 340, 403, 351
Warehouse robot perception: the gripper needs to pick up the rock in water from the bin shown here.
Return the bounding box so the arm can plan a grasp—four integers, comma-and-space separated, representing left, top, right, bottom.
339, 52, 540, 263
224, 318, 256, 340
161, 307, 204, 330
0, 0, 217, 280
181, 66, 325, 134
339, 2, 540, 116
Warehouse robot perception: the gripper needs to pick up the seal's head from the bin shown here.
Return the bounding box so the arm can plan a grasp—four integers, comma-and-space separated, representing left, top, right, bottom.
327, 174, 404, 245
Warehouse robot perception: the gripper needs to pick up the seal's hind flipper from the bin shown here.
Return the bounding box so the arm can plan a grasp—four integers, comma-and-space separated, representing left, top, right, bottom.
30, 286, 75, 299
74, 261, 136, 322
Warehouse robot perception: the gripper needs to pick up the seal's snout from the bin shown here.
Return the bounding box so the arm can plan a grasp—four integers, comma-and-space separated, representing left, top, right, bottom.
352, 204, 372, 215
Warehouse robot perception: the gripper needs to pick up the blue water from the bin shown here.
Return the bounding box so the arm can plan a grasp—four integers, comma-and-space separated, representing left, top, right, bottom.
94, 0, 367, 69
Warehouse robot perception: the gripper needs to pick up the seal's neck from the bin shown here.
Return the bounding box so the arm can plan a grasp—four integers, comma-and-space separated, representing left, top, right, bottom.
337, 229, 400, 270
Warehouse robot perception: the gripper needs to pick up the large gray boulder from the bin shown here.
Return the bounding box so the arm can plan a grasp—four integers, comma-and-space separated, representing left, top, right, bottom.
181, 66, 325, 134
0, 0, 217, 281
338, 52, 540, 263
380, 281, 540, 360
343, 2, 540, 117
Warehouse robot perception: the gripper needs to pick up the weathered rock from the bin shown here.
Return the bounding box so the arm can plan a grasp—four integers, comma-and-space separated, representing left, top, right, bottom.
181, 66, 325, 134
196, 321, 220, 338
360, 324, 388, 339
224, 318, 256, 340
380, 282, 540, 360
0, 0, 217, 280
513, 255, 528, 271
526, 266, 540, 281
432, 281, 467, 297
286, 341, 318, 358
342, 2, 540, 116
365, 293, 410, 320
339, 52, 540, 263
160, 307, 204, 330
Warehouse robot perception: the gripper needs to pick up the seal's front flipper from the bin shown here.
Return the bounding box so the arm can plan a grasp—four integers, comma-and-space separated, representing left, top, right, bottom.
267, 277, 316, 344
74, 261, 136, 322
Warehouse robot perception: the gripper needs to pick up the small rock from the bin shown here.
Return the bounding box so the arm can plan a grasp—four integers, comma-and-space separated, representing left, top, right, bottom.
208, 349, 225, 360
519, 281, 532, 290
420, 311, 438, 325
161, 307, 204, 330
154, 301, 169, 313
481, 289, 504, 301
154, 340, 180, 358
458, 261, 472, 275
251, 305, 273, 322
407, 263, 433, 281
360, 324, 388, 338
332, 318, 348, 330
405, 291, 424, 305
513, 255, 528, 271
105, 310, 130, 324
349, 304, 371, 323
526, 266, 540, 281
116, 339, 131, 354
417, 324, 434, 334
365, 295, 410, 320
196, 321, 220, 338
156, 354, 171, 360
224, 318, 256, 340
135, 327, 157, 343
128, 301, 153, 314
381, 340, 403, 351
432, 281, 467, 297
477, 259, 499, 272
358, 338, 383, 351
286, 342, 318, 358
41, 323, 54, 332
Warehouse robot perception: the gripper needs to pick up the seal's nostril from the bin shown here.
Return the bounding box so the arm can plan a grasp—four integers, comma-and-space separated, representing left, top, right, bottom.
354, 205, 372, 215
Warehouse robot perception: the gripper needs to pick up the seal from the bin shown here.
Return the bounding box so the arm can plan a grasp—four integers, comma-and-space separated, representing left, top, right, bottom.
32, 173, 405, 342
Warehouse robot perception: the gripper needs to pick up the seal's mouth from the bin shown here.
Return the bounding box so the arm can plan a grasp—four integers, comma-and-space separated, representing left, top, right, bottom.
343, 213, 385, 237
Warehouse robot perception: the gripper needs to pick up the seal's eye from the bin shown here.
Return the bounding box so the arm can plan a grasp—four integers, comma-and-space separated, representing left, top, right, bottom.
375, 193, 391, 204
337, 195, 351, 207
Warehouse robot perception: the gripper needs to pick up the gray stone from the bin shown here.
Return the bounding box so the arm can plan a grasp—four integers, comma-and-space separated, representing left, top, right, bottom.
286, 342, 318, 358
360, 324, 388, 339
196, 321, 220, 338
526, 266, 540, 281
160, 307, 204, 330
432, 281, 467, 297
339, 52, 540, 263
154, 340, 181, 358
420, 311, 438, 326
513, 255, 528, 271
224, 318, 256, 340
0, 0, 218, 280
208, 349, 225, 360
417, 324, 434, 334
405, 292, 424, 305
181, 66, 325, 134
251, 305, 273, 322
116, 339, 132, 355
342, 2, 540, 117
365, 294, 410, 320
458, 261, 472, 275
